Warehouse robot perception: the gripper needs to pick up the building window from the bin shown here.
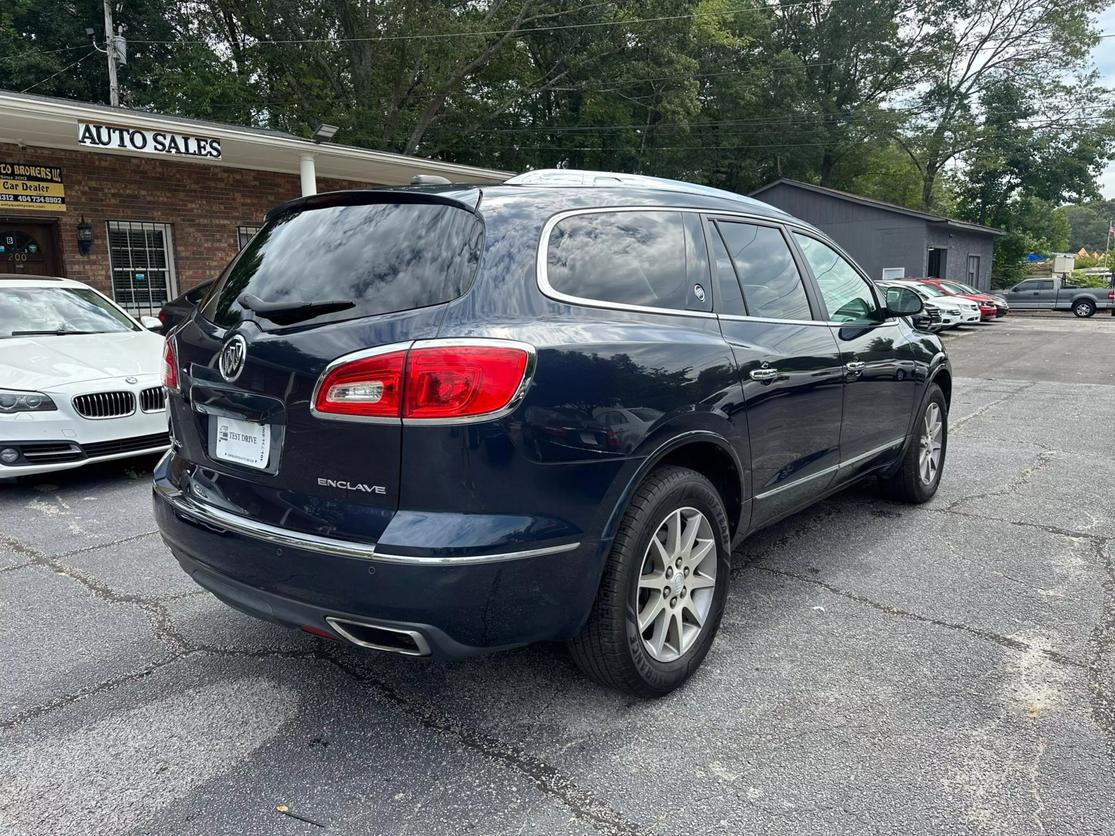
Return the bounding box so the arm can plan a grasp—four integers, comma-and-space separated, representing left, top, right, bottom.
106, 221, 177, 316
237, 225, 261, 250
967, 254, 980, 284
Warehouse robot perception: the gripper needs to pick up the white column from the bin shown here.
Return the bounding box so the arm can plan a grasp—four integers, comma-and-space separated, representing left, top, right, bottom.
299, 154, 317, 196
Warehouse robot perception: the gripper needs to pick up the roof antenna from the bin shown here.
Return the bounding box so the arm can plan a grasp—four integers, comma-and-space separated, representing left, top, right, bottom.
411, 174, 452, 186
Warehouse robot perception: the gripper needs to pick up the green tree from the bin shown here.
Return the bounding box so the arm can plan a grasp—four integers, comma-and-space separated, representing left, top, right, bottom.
900, 0, 1110, 208
1063, 201, 1115, 251
770, 0, 928, 186
0, 0, 212, 107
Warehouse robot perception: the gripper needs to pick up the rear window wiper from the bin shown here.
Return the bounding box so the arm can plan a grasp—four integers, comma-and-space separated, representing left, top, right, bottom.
237, 293, 355, 325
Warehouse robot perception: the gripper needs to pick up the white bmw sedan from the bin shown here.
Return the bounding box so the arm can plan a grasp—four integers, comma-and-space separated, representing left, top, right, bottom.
0, 275, 170, 478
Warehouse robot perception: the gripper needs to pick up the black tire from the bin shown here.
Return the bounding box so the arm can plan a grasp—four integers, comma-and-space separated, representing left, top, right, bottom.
1073, 299, 1096, 318
880, 384, 948, 503
568, 465, 731, 697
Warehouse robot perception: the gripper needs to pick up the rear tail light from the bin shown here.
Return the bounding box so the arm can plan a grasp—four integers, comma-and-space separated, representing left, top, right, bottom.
1108, 290, 1114, 300
404, 345, 530, 420
314, 349, 406, 418
313, 341, 534, 423
162, 339, 178, 390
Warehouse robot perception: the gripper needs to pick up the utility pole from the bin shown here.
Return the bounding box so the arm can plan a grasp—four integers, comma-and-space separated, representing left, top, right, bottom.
1107, 218, 1114, 316
102, 0, 119, 107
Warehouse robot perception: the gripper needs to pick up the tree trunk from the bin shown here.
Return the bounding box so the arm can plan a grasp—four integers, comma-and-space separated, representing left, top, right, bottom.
920, 164, 938, 209
819, 148, 837, 186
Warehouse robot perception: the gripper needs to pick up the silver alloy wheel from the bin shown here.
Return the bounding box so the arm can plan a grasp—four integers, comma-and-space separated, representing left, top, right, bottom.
919, 402, 944, 485
635, 506, 717, 663
1075, 301, 1093, 317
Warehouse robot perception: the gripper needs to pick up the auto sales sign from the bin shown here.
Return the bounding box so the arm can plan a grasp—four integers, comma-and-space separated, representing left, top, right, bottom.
0, 162, 65, 211
78, 122, 222, 159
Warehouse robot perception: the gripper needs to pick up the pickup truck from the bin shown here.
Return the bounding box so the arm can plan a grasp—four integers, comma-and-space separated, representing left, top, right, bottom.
1004, 276, 1115, 317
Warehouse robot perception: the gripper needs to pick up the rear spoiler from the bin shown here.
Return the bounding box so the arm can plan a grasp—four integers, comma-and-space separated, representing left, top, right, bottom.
265, 188, 483, 223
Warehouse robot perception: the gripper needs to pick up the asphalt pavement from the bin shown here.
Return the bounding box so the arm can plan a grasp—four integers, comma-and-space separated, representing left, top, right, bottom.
2, 315, 1113, 835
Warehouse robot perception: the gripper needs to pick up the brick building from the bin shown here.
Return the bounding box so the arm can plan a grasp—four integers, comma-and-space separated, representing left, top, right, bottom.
0, 90, 509, 315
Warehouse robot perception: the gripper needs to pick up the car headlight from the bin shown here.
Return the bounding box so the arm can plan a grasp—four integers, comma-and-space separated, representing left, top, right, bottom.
0, 389, 57, 413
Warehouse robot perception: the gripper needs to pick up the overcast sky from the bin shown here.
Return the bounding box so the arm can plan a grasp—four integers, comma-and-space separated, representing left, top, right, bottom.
1096, 3, 1115, 198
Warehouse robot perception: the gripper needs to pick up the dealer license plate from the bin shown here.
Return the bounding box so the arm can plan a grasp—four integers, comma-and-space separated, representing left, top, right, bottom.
213, 416, 270, 470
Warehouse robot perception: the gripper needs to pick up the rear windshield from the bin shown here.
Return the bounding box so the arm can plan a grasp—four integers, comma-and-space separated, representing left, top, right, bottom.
201, 201, 484, 329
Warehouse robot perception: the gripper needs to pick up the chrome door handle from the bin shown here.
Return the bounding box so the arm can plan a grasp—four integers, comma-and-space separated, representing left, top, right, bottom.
750, 367, 779, 382
845, 361, 866, 373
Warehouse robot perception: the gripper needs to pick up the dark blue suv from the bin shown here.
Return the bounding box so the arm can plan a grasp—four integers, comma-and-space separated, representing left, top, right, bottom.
154, 170, 948, 696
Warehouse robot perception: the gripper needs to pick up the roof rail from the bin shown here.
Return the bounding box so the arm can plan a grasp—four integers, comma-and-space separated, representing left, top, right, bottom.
0, 273, 64, 281
505, 169, 783, 212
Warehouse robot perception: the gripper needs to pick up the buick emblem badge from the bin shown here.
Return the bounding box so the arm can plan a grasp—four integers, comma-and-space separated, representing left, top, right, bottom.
218, 334, 247, 382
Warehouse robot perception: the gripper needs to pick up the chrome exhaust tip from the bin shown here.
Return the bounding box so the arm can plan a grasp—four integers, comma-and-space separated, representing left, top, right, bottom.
324, 616, 432, 657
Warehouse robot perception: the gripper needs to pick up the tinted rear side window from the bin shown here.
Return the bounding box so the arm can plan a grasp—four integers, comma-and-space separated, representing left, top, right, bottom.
202, 201, 483, 329
715, 221, 812, 320
545, 211, 690, 311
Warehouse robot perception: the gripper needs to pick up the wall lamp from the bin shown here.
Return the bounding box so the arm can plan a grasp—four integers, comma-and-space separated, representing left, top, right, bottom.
77, 217, 94, 256
311, 123, 339, 143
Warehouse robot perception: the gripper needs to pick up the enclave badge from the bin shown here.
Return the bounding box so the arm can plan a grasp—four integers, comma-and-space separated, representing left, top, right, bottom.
317, 477, 387, 495
218, 334, 247, 382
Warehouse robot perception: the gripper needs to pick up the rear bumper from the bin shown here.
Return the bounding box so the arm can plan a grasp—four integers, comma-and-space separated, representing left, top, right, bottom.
153, 467, 607, 657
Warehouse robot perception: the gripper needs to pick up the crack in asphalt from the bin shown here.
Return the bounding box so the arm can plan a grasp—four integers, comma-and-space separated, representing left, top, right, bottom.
0, 646, 321, 730
945, 449, 1056, 511
950, 381, 1037, 432
1086, 536, 1115, 763
0, 533, 192, 654
55, 528, 161, 558
2, 528, 643, 835
754, 566, 1087, 671
930, 507, 1110, 543
0, 530, 321, 730
322, 651, 643, 836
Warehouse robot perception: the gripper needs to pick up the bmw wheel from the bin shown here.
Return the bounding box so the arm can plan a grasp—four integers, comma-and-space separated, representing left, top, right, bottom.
569, 465, 730, 697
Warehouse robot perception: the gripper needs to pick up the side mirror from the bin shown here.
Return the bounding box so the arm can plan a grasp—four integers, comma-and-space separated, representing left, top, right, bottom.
884, 286, 923, 317
140, 315, 163, 333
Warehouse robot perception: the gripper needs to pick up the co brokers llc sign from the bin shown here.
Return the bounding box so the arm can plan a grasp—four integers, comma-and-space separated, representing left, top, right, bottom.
78, 122, 222, 159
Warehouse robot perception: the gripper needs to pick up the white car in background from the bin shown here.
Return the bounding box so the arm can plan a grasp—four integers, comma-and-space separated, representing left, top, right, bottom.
0, 275, 170, 479
878, 280, 961, 331
898, 280, 982, 325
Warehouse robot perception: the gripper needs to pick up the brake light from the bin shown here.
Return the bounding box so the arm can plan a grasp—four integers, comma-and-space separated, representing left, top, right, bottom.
314, 350, 406, 418
404, 345, 530, 419
1108, 290, 1114, 300
162, 339, 178, 390
313, 342, 532, 421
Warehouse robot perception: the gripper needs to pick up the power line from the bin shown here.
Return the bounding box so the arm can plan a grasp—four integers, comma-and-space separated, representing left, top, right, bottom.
124, 0, 891, 46
465, 126, 1115, 153
18, 51, 97, 94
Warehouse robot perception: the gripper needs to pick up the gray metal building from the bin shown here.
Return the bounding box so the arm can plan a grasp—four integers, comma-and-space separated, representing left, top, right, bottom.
750, 179, 1003, 291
